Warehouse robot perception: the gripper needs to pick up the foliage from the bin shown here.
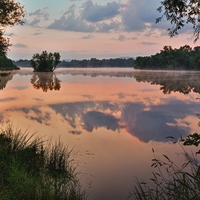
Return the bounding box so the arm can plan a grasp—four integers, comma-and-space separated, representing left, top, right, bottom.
129, 134, 200, 200
14, 57, 135, 68
0, 124, 87, 200
30, 51, 61, 72
0, 0, 25, 28
0, 0, 25, 55
135, 44, 200, 70
0, 54, 19, 70
30, 72, 61, 92
59, 57, 134, 68
0, 31, 10, 55
157, 0, 200, 42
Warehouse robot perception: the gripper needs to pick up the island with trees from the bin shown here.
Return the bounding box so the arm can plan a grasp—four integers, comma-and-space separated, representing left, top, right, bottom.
30, 51, 61, 72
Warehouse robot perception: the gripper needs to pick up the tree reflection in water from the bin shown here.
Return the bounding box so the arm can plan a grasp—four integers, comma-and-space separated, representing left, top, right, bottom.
30, 72, 61, 92
0, 72, 13, 90
133, 70, 200, 95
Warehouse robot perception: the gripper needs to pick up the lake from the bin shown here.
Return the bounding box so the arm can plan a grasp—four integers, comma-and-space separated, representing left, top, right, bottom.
1, 68, 200, 200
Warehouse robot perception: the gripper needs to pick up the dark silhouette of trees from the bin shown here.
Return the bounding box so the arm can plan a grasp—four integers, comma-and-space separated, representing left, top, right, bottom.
157, 0, 200, 42
0, 0, 25, 55
135, 45, 200, 70
30, 51, 61, 72
0, 0, 25, 70
59, 57, 134, 68
30, 72, 61, 92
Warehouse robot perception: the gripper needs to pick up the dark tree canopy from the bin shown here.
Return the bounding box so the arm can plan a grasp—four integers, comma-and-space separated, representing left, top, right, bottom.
30, 51, 61, 72
0, 0, 25, 28
157, 0, 200, 42
0, 0, 25, 55
0, 31, 10, 54
135, 44, 200, 70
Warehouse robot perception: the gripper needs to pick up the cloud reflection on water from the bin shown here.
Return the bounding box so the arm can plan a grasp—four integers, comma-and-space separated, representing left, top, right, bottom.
1, 69, 200, 144
8, 97, 196, 143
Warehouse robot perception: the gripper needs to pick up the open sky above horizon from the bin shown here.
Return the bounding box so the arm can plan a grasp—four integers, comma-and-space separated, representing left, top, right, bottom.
7, 0, 200, 61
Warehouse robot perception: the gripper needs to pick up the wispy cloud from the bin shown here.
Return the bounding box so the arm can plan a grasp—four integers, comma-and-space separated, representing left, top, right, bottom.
13, 43, 28, 48
140, 41, 159, 45
81, 34, 94, 39
111, 34, 137, 41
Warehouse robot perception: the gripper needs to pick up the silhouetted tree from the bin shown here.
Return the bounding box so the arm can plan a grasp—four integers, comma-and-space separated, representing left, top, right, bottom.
0, 0, 25, 55
135, 45, 200, 70
157, 0, 200, 42
30, 51, 61, 72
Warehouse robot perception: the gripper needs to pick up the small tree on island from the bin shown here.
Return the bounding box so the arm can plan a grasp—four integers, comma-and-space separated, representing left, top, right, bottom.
30, 51, 61, 72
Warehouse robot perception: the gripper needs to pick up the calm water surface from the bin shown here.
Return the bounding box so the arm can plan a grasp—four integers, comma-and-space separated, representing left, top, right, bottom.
1, 68, 200, 200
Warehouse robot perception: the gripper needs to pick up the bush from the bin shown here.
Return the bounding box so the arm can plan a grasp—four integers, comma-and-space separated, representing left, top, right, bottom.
0, 125, 86, 200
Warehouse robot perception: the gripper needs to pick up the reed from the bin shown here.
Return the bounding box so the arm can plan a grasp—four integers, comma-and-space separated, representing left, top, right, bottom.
128, 134, 200, 200
0, 125, 86, 200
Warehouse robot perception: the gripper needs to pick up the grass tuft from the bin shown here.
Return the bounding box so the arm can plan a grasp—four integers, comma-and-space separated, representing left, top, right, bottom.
0, 124, 86, 200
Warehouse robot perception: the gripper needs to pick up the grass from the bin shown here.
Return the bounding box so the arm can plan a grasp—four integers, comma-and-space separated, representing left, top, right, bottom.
128, 134, 200, 200
0, 125, 87, 200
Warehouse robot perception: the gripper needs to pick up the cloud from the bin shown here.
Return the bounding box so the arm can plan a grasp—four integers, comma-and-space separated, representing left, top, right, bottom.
97, 21, 120, 32
81, 34, 94, 39
13, 43, 28, 48
47, 5, 96, 32
26, 7, 50, 27
120, 0, 172, 32
22, 0, 191, 37
140, 41, 159, 45
29, 8, 50, 21
13, 107, 52, 126
47, 1, 123, 33
81, 0, 122, 22
120, 101, 191, 143
68, 130, 82, 135
111, 34, 137, 41
32, 32, 43, 36
49, 101, 96, 129
82, 111, 121, 132
0, 97, 17, 102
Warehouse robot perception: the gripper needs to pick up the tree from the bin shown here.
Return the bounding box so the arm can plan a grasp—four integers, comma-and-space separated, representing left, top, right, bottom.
157, 0, 200, 42
0, 0, 25, 55
30, 51, 61, 72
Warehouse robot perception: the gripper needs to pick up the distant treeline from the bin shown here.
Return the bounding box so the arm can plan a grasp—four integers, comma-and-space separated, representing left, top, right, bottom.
135, 45, 200, 70
14, 57, 135, 68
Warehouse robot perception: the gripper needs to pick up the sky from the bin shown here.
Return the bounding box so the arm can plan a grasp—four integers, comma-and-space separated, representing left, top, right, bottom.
6, 0, 200, 60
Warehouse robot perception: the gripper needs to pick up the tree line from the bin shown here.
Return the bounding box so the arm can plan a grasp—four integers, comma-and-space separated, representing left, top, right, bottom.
135, 45, 200, 70
15, 57, 135, 68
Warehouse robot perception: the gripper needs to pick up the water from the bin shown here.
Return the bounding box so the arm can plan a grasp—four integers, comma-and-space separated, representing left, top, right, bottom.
1, 68, 200, 200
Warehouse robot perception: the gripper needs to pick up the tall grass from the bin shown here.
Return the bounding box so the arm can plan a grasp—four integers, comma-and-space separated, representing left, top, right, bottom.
0, 125, 87, 200
128, 134, 200, 200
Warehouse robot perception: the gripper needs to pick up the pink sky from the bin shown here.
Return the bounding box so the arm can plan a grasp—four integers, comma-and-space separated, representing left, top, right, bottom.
7, 0, 200, 60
